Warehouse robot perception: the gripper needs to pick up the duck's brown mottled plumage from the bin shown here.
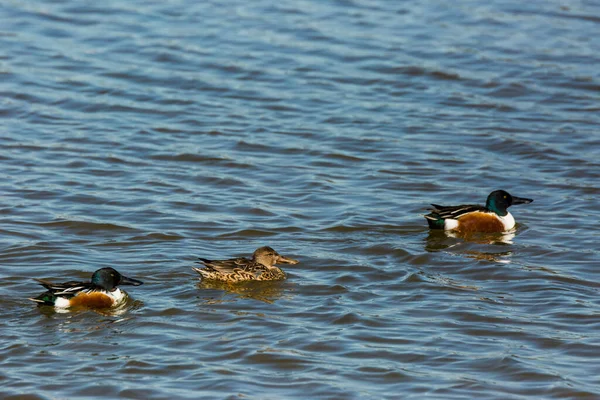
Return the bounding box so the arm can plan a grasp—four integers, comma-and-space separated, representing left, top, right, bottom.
192, 246, 298, 283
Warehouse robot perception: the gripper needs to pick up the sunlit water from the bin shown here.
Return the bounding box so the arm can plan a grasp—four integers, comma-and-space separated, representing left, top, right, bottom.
1, 0, 599, 398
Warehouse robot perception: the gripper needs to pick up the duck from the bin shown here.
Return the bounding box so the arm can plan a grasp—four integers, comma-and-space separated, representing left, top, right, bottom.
192, 246, 298, 282
425, 190, 533, 233
29, 267, 143, 309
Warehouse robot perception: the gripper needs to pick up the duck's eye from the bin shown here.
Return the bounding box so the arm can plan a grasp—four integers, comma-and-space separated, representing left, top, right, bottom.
504, 196, 507, 199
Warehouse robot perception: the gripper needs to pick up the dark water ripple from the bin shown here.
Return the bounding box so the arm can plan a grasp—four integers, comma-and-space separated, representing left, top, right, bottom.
1, 0, 600, 398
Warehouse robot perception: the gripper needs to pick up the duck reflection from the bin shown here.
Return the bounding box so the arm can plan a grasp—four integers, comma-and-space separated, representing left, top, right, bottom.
37, 298, 143, 318
424, 229, 516, 263
197, 280, 286, 304
33, 299, 142, 337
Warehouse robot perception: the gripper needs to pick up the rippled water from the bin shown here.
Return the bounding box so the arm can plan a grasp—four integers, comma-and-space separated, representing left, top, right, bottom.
1, 0, 600, 398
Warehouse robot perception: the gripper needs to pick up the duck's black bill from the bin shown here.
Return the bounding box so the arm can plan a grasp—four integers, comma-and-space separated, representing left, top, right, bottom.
513, 196, 533, 205
121, 276, 144, 286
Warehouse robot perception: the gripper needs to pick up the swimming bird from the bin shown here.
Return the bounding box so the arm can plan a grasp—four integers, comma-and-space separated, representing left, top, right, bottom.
192, 246, 299, 282
29, 267, 143, 309
425, 190, 533, 233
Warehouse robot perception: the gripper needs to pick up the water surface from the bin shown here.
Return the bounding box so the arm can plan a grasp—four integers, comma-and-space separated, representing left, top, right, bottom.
1, 0, 600, 398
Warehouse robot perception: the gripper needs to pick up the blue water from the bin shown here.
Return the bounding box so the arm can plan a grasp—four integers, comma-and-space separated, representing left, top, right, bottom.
1, 0, 599, 398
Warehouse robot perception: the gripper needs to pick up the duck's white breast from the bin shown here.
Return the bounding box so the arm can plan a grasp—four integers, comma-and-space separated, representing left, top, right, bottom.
444, 219, 459, 230
54, 297, 71, 308
109, 288, 128, 304
498, 212, 516, 230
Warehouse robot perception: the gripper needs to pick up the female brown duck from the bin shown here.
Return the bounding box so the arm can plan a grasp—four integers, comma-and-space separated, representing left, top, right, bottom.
192, 246, 298, 283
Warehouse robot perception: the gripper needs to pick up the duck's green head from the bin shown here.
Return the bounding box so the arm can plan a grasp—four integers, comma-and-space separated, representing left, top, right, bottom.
91, 267, 144, 291
486, 190, 533, 216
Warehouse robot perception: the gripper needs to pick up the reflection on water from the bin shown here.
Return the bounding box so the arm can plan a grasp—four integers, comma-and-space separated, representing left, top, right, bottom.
424, 229, 517, 264
197, 280, 288, 304
35, 298, 143, 318
462, 249, 512, 264
425, 228, 517, 248
2, 0, 599, 397
445, 230, 516, 245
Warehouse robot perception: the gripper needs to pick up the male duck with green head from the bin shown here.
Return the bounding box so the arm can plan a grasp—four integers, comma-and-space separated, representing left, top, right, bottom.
30, 267, 143, 309
425, 190, 533, 233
